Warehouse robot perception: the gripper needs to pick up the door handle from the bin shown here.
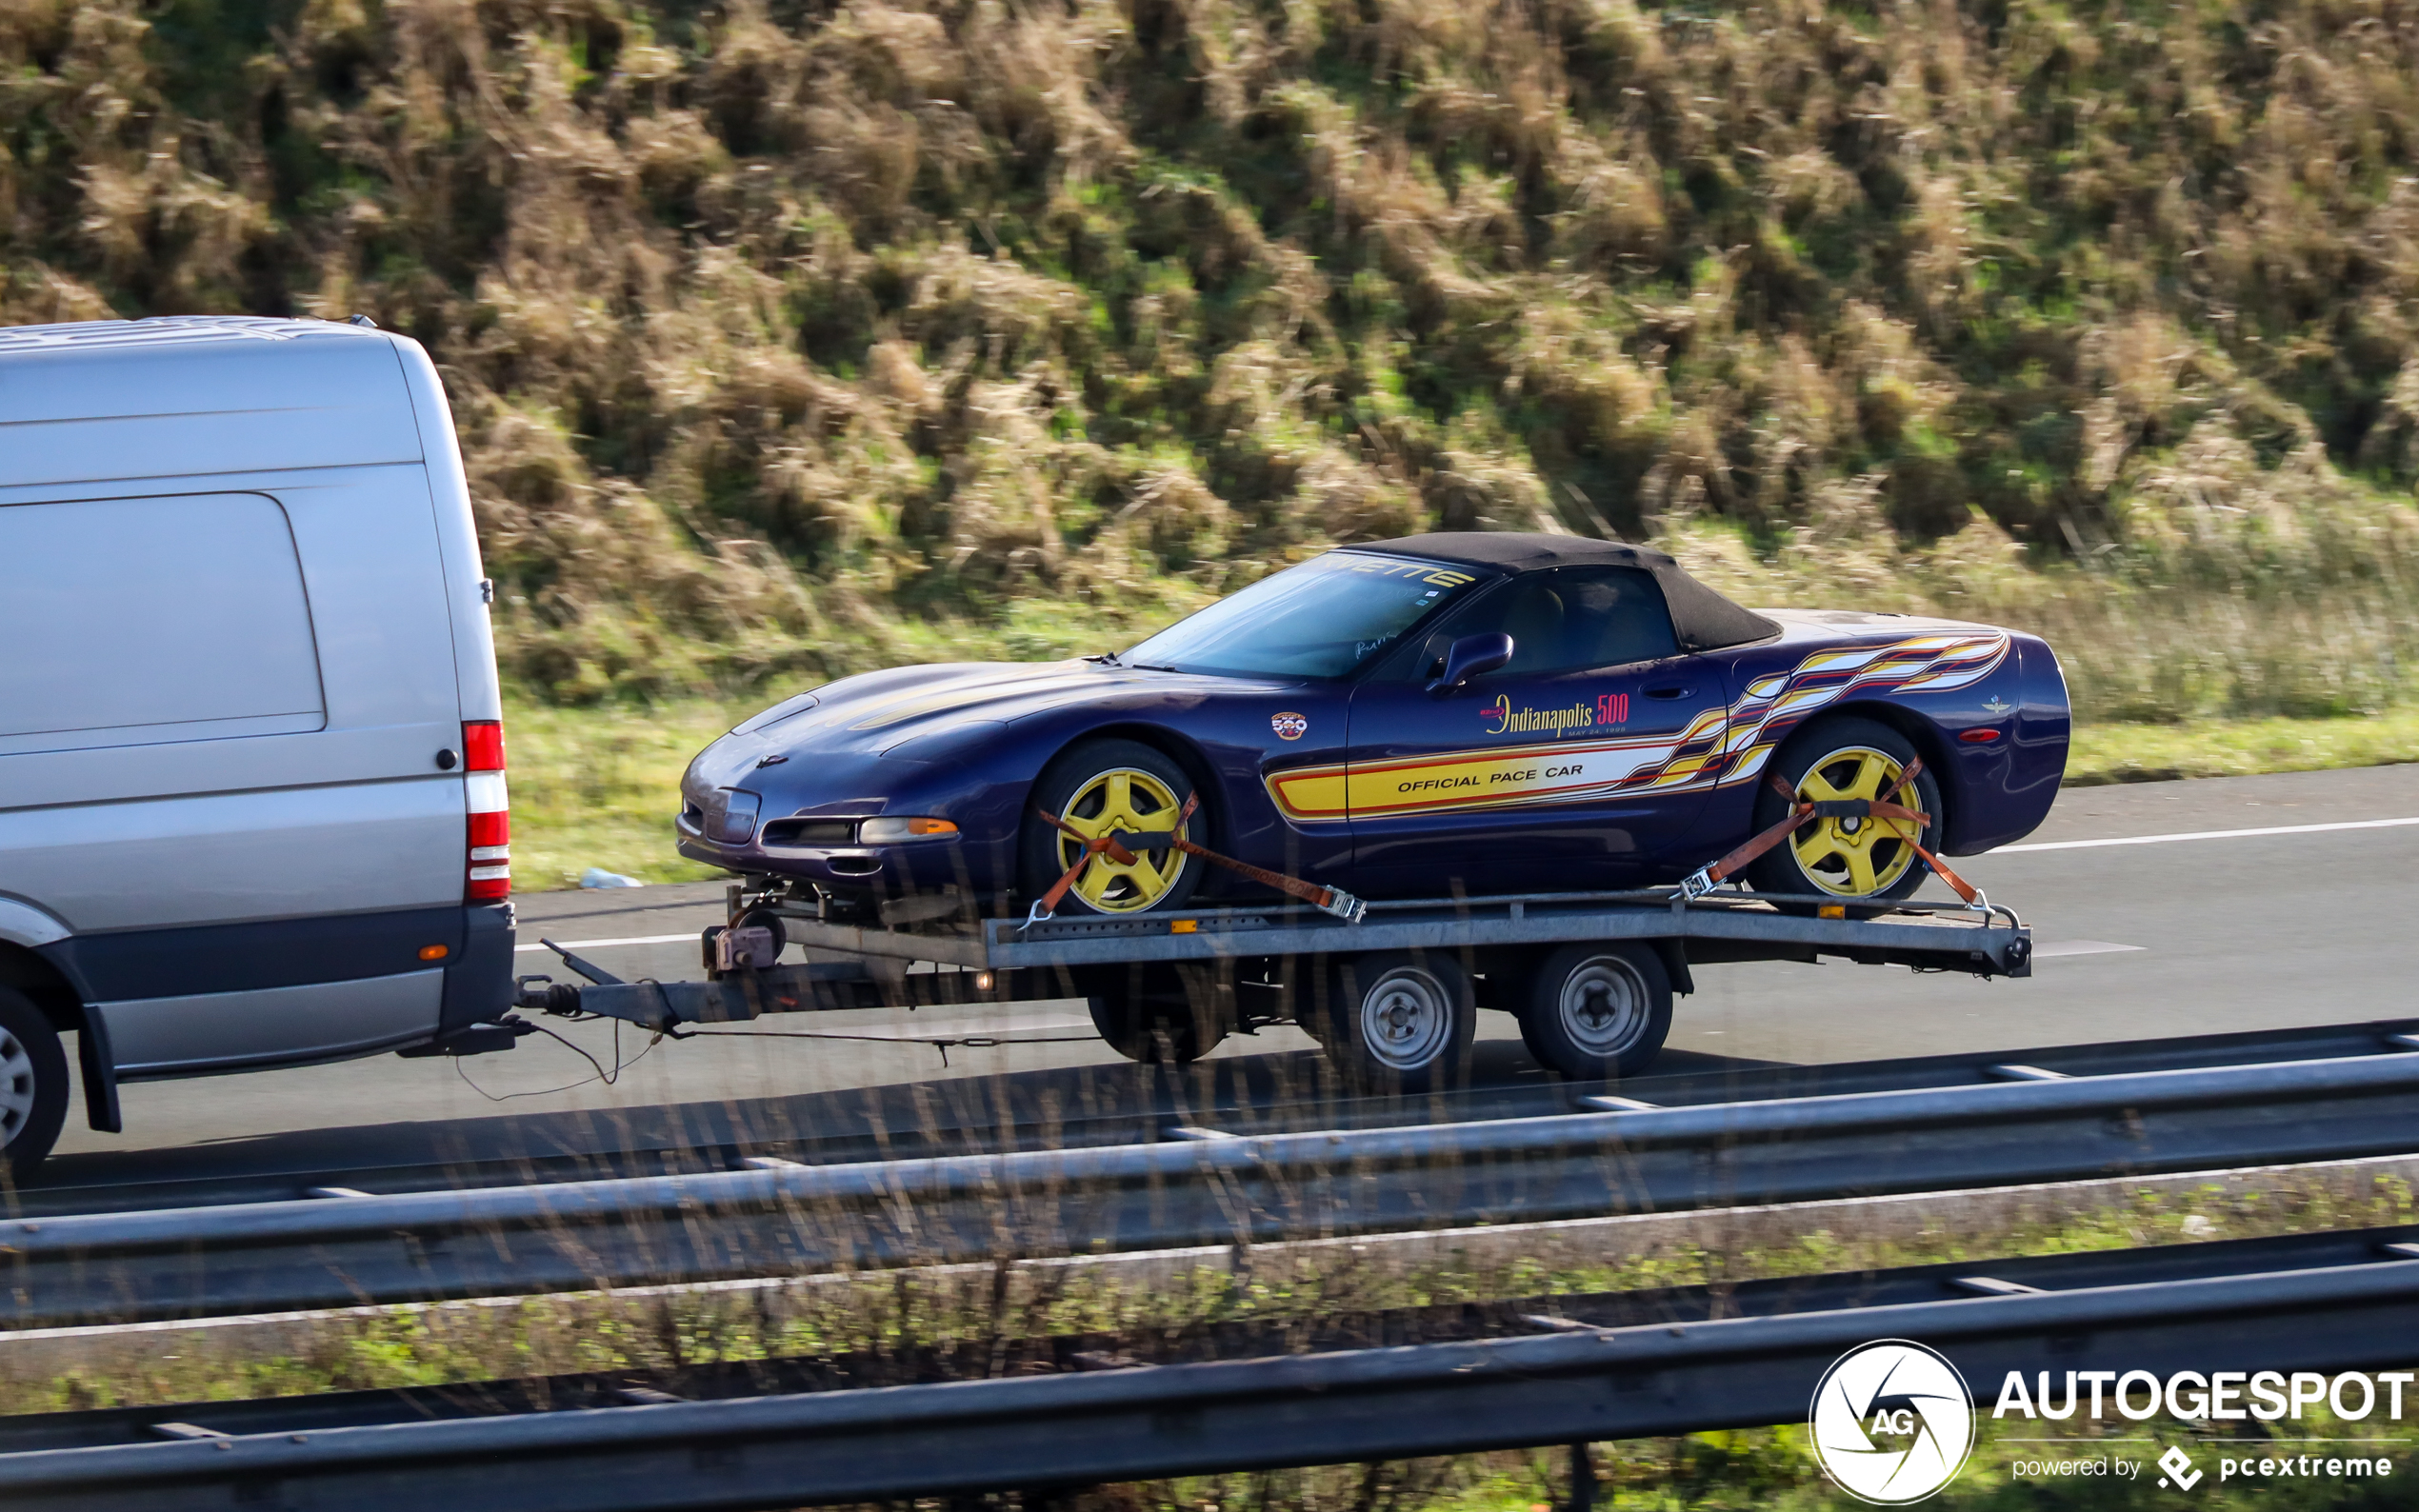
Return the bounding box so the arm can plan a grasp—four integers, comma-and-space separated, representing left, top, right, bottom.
1644, 685, 1694, 700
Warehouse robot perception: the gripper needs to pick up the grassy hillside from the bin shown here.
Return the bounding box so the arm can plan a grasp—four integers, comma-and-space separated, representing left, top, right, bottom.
4, 0, 2418, 734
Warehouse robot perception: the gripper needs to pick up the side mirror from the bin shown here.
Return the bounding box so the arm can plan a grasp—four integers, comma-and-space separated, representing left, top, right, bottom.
1428, 632, 1514, 695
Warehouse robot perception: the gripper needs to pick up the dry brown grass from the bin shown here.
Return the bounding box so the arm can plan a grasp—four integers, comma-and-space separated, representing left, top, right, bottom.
3, 0, 2417, 718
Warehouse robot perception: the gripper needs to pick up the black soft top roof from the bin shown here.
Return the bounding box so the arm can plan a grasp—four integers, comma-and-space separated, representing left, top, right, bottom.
1363, 531, 1780, 653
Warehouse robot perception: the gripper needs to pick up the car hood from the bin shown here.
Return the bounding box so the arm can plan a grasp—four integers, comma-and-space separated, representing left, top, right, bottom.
759, 659, 1304, 748
686, 660, 1296, 801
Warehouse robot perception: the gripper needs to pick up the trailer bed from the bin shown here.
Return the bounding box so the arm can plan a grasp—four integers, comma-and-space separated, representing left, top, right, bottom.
541, 887, 2029, 1033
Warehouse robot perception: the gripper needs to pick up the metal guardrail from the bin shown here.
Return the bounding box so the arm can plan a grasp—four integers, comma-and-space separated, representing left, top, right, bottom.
22, 1016, 2419, 1221
7, 1227, 2419, 1511
8, 1047, 2419, 1327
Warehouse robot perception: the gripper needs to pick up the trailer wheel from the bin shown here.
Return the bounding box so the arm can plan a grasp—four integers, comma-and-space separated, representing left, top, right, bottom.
1318, 952, 1475, 1093
1081, 965, 1227, 1064
0, 987, 69, 1183
1518, 944, 1671, 1081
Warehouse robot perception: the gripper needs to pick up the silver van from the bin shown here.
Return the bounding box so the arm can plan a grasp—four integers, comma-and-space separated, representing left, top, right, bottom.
0, 316, 519, 1176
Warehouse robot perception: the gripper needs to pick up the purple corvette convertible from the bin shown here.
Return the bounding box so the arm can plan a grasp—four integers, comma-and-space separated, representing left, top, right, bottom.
679, 533, 2068, 919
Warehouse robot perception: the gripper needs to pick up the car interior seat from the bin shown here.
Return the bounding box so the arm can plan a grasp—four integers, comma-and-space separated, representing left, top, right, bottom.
1496, 585, 1569, 674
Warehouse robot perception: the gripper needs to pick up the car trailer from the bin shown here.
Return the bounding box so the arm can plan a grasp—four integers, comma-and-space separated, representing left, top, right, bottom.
514, 885, 2031, 1089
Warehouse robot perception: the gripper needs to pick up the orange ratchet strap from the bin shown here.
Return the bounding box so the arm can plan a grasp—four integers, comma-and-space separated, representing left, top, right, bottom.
1029, 793, 1368, 926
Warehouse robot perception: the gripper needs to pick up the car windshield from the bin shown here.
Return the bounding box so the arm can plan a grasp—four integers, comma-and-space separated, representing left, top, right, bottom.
1120, 551, 1483, 678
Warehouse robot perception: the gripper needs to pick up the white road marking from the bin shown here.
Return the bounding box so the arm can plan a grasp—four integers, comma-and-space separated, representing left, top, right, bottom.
2001, 816, 2419, 854
515, 932, 695, 953
2031, 940, 2145, 959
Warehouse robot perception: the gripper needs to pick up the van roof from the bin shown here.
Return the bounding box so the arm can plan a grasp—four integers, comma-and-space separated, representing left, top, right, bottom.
0, 314, 390, 358
0, 316, 426, 487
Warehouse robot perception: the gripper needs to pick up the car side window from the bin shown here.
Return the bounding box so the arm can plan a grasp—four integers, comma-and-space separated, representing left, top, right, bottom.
1414, 567, 1679, 678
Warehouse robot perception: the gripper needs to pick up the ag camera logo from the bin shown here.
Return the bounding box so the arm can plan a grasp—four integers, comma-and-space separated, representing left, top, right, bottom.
1810, 1341, 1975, 1503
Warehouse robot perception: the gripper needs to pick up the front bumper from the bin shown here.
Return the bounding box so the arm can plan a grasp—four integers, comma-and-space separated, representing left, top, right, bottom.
674, 815, 986, 895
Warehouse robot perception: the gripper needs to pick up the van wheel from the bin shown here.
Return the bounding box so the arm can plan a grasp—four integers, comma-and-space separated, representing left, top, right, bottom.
0, 988, 69, 1183
1519, 944, 1672, 1081
1318, 952, 1475, 1094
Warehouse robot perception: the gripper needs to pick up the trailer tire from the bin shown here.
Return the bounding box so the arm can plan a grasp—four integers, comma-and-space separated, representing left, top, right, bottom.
0, 987, 69, 1183
1082, 965, 1226, 1064
1518, 944, 1671, 1082
1318, 951, 1475, 1094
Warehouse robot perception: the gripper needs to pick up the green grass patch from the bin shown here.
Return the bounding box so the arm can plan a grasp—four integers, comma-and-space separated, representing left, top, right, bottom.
13, 1177, 2411, 1414
2068, 707, 2419, 786
506, 695, 756, 891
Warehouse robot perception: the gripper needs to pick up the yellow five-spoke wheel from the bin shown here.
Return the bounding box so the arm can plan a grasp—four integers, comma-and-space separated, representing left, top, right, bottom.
1744, 716, 1944, 915
1021, 739, 1204, 917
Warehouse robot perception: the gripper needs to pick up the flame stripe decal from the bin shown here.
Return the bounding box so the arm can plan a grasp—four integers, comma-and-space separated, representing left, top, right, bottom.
1264, 632, 2009, 823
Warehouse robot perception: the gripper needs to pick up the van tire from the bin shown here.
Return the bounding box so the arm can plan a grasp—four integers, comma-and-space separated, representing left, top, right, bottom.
0, 988, 70, 1183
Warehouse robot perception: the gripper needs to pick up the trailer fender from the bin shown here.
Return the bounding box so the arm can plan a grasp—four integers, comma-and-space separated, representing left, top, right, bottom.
1652, 939, 1695, 997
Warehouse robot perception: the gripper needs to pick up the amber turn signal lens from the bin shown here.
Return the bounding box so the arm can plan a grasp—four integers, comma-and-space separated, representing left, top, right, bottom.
857, 816, 960, 843
418, 944, 450, 961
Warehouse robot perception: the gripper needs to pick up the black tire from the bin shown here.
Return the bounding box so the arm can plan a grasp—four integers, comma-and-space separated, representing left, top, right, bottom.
1515, 1010, 1556, 1072
1020, 739, 1204, 917
1317, 951, 1476, 1094
0, 987, 70, 1184
1519, 943, 1672, 1081
1082, 964, 1228, 1064
1743, 716, 1944, 917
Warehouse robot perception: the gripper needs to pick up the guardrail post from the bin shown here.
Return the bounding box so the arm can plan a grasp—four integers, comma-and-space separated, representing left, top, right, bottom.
1567, 1442, 1594, 1512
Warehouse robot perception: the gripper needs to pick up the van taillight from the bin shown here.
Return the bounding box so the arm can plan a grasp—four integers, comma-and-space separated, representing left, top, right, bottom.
464, 720, 506, 772
464, 720, 510, 902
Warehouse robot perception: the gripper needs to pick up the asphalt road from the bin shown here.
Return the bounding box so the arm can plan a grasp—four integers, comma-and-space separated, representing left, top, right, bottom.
40, 763, 2419, 1195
